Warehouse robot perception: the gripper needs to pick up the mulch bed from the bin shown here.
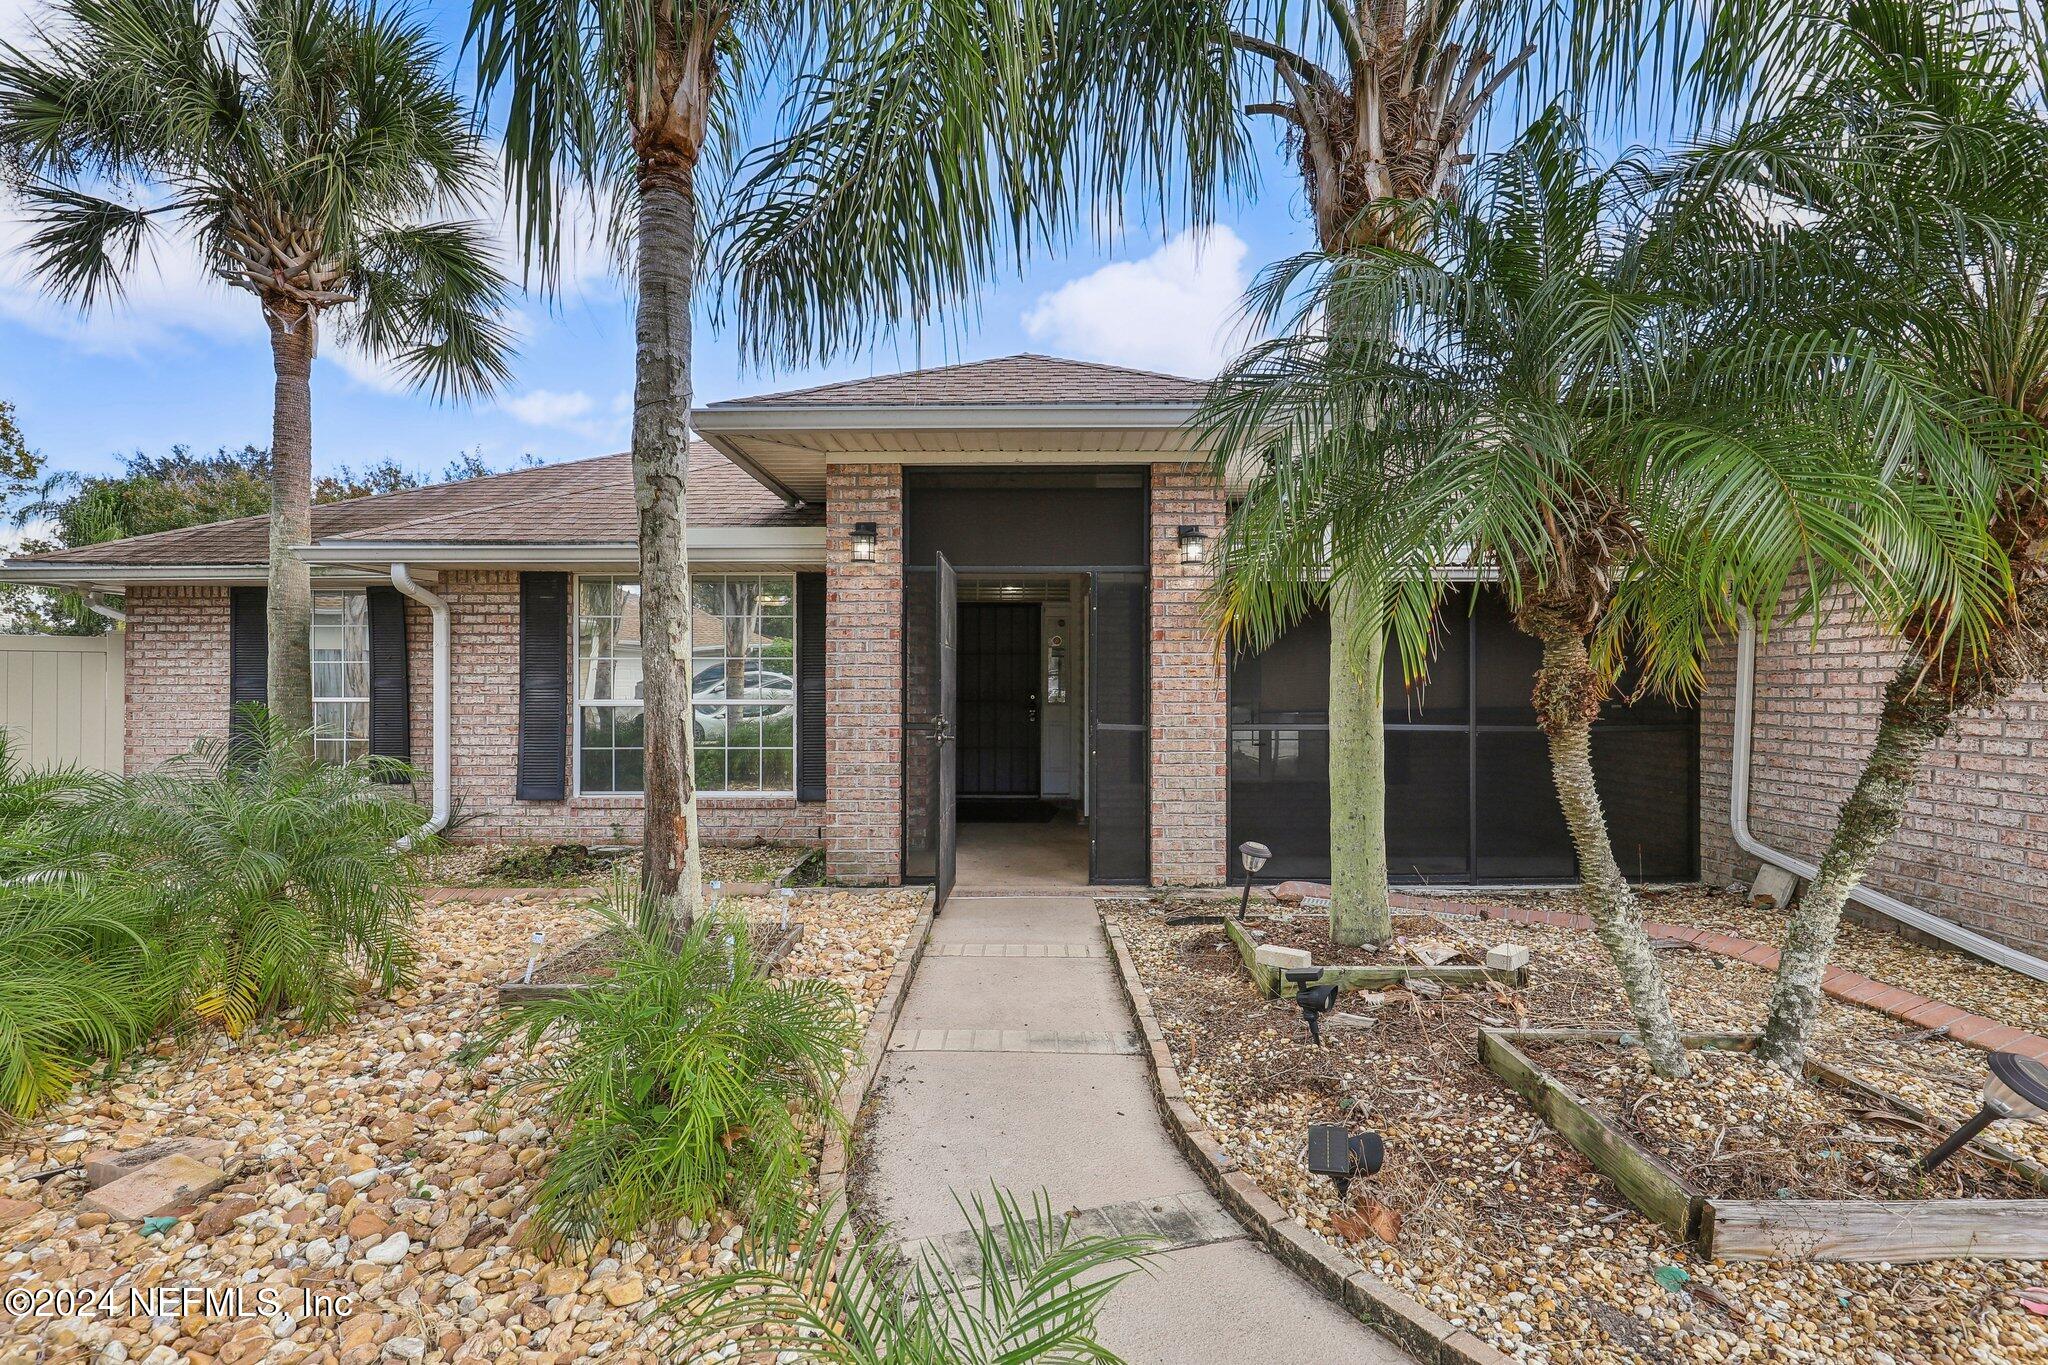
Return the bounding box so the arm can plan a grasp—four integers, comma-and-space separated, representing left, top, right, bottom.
1529, 1038, 2041, 1203
1106, 888, 2048, 1365
1237, 904, 1494, 967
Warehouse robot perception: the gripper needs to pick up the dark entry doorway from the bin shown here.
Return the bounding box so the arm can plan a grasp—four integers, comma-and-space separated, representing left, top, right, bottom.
957, 603, 1041, 799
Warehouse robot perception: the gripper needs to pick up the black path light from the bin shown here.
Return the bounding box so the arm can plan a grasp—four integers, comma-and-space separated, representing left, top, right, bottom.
1307, 1122, 1385, 1200
1284, 966, 1338, 1045
1235, 840, 1271, 921
1920, 1050, 2048, 1172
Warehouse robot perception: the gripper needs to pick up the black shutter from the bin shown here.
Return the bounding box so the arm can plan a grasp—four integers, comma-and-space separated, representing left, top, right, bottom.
517, 572, 570, 801
228, 586, 268, 751
366, 586, 411, 770
796, 571, 826, 803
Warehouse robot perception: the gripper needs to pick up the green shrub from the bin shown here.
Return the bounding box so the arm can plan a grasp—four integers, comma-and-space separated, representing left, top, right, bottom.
88, 712, 433, 1035
0, 740, 161, 1117
468, 881, 860, 1251
673, 1189, 1153, 1362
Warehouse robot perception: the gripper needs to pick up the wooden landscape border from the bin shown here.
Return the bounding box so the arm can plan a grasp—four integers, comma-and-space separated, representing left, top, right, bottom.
1477, 1027, 2048, 1263
1224, 919, 1529, 997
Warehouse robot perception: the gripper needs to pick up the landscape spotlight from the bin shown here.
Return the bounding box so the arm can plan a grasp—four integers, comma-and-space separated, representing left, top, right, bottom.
1306, 1122, 1385, 1200
1284, 966, 1338, 1045
1921, 1050, 2048, 1172
1236, 841, 1271, 921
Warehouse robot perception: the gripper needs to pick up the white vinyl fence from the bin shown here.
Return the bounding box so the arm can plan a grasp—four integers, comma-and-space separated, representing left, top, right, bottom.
0, 633, 124, 772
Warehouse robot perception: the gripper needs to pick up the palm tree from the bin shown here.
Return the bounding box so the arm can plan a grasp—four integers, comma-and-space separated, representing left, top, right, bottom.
467, 0, 1240, 927
1687, 0, 2048, 1072
0, 0, 515, 738
1199, 115, 1995, 1075
722, 2, 1704, 948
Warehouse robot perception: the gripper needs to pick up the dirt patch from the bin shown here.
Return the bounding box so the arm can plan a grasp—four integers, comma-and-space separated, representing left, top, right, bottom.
1107, 891, 2048, 1364
1235, 905, 1494, 967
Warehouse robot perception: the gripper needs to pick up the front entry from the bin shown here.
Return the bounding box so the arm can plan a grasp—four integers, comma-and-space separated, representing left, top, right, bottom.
901, 470, 1149, 889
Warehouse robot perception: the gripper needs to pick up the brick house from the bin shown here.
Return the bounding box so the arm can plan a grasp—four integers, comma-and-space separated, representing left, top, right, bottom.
5, 355, 2043, 957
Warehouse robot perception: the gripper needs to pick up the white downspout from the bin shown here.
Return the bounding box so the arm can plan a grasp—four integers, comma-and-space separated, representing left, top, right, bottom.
85, 591, 126, 624
1732, 610, 2048, 982
390, 564, 451, 847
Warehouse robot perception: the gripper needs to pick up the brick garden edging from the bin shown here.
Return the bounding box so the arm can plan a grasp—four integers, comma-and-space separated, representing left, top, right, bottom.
818, 889, 938, 1206
1099, 915, 1514, 1365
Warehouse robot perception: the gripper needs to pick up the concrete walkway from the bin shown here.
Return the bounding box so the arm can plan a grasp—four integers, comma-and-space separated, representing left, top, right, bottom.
860, 893, 1409, 1363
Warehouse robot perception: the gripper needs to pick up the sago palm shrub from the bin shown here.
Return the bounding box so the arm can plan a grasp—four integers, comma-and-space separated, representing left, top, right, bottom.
0, 741, 159, 1118
87, 711, 432, 1035
673, 1190, 1153, 1364
465, 878, 859, 1252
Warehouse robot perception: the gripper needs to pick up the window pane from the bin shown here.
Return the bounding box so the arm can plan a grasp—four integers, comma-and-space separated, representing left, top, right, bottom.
313, 660, 346, 698
694, 746, 725, 791
727, 748, 762, 792
581, 746, 612, 793
760, 748, 792, 792
581, 706, 614, 748
341, 701, 368, 741
342, 659, 369, 699
613, 706, 644, 750
1474, 731, 1573, 879
614, 746, 643, 793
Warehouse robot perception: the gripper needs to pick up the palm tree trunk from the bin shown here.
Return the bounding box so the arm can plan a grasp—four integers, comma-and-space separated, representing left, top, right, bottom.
1534, 629, 1689, 1077
265, 310, 316, 743
1754, 658, 1952, 1072
1328, 575, 1391, 944
632, 169, 704, 932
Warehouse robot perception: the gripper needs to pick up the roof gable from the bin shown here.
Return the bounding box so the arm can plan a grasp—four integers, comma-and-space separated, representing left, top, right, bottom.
704, 354, 1209, 409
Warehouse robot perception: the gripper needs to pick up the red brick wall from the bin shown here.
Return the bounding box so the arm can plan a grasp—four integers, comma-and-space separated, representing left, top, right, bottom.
823, 465, 905, 884
120, 572, 823, 847
1699, 589, 2048, 955
1149, 464, 1229, 885
123, 585, 233, 770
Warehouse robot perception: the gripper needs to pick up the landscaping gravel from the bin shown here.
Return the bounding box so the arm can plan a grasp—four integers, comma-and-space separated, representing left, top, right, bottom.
0, 886, 922, 1365
1107, 891, 2048, 1365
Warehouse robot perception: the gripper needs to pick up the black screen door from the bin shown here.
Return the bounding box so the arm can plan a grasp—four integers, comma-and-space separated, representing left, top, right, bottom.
1089, 571, 1148, 883
933, 554, 958, 910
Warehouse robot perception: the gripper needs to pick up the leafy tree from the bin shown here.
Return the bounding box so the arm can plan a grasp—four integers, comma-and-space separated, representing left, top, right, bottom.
1687, 0, 2048, 1071
0, 0, 515, 737
468, 0, 1236, 927
1200, 116, 1993, 1075
6, 445, 534, 634
0, 400, 43, 503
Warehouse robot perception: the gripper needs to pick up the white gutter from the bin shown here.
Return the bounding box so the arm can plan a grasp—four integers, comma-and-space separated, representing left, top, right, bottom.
1732, 610, 2048, 981
85, 592, 126, 624
389, 563, 451, 848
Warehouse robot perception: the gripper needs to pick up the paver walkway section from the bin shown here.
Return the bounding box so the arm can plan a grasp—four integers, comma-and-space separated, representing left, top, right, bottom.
861, 893, 1410, 1364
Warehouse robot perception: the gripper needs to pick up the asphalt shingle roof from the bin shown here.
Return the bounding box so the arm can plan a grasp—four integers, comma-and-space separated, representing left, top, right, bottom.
703, 354, 1209, 408
15, 444, 816, 568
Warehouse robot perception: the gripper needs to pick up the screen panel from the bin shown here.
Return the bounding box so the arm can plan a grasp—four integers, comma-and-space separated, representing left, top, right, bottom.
1090, 571, 1149, 883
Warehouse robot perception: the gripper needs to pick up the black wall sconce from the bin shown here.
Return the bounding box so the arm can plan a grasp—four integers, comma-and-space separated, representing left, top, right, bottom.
850, 521, 878, 562
1177, 524, 1207, 564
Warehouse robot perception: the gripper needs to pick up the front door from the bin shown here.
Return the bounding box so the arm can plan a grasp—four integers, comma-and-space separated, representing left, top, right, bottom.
958, 603, 1042, 798
933, 554, 958, 910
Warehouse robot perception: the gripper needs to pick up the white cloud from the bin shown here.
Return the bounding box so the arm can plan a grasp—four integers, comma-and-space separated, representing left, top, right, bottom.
502, 388, 594, 427
0, 188, 262, 355
1022, 226, 1253, 378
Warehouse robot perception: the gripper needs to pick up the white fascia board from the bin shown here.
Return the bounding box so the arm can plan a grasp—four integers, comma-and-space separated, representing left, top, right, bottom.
693, 402, 1203, 434
0, 563, 268, 588
298, 526, 826, 567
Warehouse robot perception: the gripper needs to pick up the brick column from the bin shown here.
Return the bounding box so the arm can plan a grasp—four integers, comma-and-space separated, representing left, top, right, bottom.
824, 464, 904, 884
123, 585, 233, 772
1149, 463, 1229, 885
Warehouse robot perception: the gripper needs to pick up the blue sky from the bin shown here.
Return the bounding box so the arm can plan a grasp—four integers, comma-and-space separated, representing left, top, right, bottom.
0, 0, 1630, 489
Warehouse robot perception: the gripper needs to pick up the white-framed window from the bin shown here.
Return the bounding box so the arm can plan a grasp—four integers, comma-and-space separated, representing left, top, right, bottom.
573, 573, 798, 796
310, 590, 370, 764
